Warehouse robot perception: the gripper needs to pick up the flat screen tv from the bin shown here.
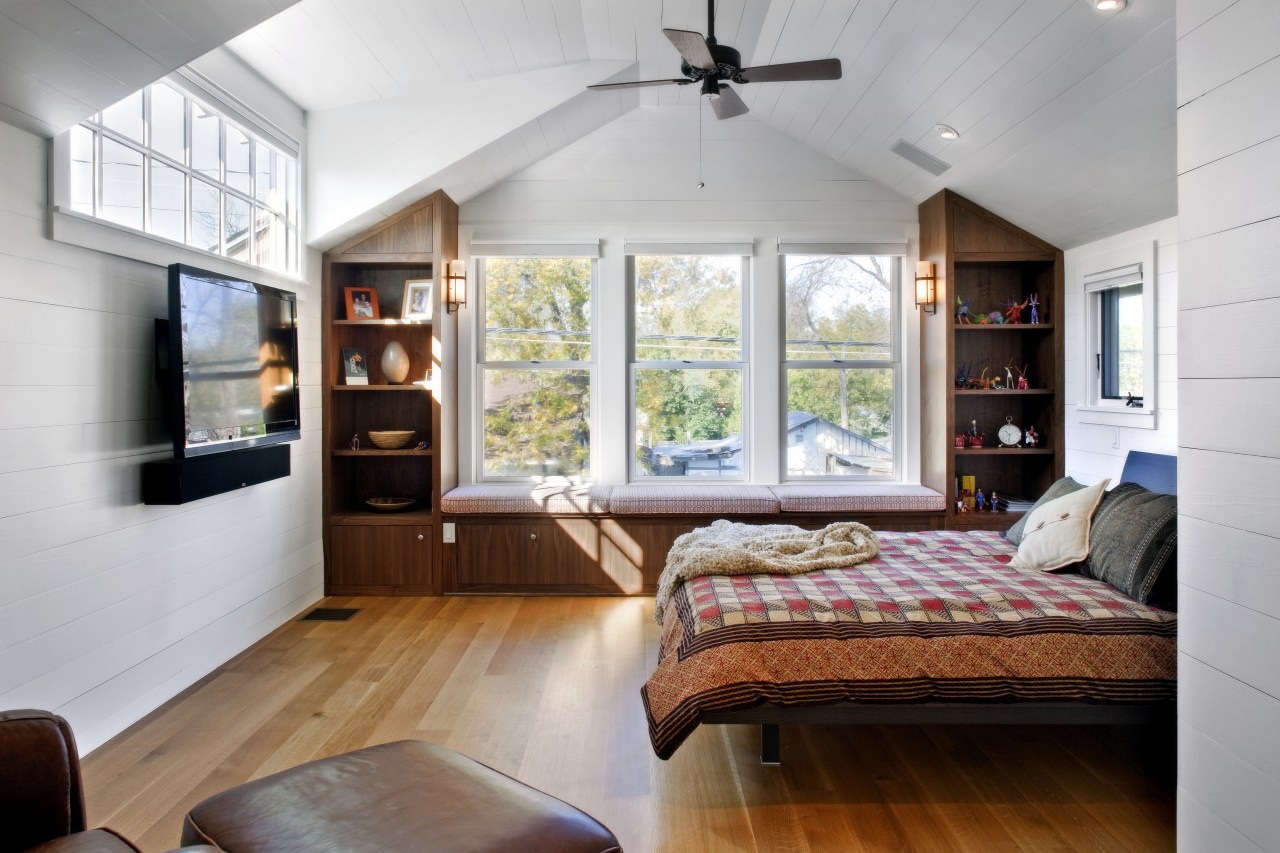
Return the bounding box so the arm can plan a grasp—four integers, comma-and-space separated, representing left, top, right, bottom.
165, 263, 301, 458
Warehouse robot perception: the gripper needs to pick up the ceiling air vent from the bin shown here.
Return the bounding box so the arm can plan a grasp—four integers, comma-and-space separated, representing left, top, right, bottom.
890, 139, 951, 176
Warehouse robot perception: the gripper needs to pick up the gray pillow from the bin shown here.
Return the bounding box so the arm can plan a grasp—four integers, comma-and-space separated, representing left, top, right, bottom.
1084, 482, 1177, 605
1006, 476, 1085, 545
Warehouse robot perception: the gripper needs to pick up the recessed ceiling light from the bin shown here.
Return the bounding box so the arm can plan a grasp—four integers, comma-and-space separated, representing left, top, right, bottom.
936, 124, 960, 140
1093, 0, 1126, 10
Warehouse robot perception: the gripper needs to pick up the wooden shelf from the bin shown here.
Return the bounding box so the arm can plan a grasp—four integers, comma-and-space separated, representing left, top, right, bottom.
322, 190, 458, 596
331, 384, 432, 393
920, 190, 1064, 531
333, 319, 432, 327
331, 508, 433, 525
331, 449, 433, 457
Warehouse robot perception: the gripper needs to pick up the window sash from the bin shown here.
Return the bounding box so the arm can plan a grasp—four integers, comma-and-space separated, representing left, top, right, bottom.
476, 257, 597, 481
780, 254, 902, 480
66, 76, 300, 276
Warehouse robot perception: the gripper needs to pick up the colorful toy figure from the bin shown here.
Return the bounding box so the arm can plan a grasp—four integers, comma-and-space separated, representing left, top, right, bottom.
1004, 296, 1028, 324
1028, 293, 1040, 324
1017, 374, 1029, 390
350, 433, 360, 450
956, 296, 972, 324
1025, 425, 1040, 448
975, 489, 987, 511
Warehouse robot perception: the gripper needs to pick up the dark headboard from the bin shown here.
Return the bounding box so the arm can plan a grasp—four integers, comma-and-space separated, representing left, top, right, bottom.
1119, 451, 1177, 495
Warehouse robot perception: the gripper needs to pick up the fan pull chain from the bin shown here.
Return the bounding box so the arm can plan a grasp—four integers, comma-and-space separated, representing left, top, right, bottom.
697, 97, 705, 189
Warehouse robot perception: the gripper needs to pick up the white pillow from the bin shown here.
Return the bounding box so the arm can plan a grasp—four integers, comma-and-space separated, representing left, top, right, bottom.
1010, 479, 1110, 572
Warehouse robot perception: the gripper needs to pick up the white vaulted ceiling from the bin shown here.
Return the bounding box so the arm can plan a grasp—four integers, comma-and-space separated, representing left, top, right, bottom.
0, 0, 301, 136
228, 0, 1176, 249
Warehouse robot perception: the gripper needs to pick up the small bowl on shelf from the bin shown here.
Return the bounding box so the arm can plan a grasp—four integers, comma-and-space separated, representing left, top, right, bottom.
367, 429, 416, 449
364, 497, 416, 512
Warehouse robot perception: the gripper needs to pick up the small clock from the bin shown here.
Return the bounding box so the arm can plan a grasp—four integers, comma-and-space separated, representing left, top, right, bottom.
997, 416, 1022, 448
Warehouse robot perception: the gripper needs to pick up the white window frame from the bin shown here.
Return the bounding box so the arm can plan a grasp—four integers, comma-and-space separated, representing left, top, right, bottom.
626, 247, 752, 483
50, 69, 304, 290
779, 248, 904, 482
1078, 242, 1157, 428
474, 252, 599, 482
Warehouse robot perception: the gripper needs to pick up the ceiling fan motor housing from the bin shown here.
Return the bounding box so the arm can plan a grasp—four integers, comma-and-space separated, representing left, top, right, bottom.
680, 43, 743, 83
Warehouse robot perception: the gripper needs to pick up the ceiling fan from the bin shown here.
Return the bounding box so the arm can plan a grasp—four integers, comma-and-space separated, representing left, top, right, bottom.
587, 0, 842, 120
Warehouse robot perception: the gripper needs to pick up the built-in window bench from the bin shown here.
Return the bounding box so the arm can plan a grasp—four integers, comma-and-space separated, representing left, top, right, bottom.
441, 484, 945, 595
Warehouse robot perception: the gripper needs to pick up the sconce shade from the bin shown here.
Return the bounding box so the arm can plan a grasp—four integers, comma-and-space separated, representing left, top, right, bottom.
915, 260, 937, 314
445, 259, 467, 313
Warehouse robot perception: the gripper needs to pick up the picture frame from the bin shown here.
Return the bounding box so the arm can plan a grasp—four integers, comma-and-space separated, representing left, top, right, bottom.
344, 286, 380, 321
402, 279, 433, 321
341, 347, 369, 385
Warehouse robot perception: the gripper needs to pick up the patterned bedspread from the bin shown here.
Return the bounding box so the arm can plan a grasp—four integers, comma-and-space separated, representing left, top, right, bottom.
643, 529, 1177, 759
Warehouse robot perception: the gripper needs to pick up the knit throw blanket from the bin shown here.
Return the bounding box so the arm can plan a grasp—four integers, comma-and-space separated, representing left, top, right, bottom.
653, 520, 881, 625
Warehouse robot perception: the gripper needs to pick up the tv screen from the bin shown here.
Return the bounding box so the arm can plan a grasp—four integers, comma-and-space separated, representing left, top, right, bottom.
167, 263, 301, 458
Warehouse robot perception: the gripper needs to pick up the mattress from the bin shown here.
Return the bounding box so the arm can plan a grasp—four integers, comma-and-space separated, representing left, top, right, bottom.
643, 529, 1177, 759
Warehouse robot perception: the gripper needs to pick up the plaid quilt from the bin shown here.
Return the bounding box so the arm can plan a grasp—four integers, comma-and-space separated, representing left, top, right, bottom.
643, 530, 1176, 759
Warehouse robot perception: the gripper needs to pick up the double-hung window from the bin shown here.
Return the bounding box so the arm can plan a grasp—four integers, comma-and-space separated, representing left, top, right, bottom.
782, 253, 899, 479
59, 77, 301, 276
477, 257, 595, 479
630, 253, 747, 479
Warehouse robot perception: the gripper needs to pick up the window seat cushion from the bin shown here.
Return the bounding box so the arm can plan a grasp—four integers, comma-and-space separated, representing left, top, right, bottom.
440, 484, 613, 514
769, 484, 946, 513
607, 485, 780, 515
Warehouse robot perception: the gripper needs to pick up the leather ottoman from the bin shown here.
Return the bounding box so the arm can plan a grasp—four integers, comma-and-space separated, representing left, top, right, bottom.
180, 740, 621, 852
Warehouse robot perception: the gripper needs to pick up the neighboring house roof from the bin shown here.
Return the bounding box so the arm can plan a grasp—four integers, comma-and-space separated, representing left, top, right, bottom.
649, 412, 888, 463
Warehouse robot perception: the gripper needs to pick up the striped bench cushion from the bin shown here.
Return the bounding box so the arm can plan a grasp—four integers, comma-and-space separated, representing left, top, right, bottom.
769, 484, 946, 513
608, 486, 780, 515
440, 484, 613, 514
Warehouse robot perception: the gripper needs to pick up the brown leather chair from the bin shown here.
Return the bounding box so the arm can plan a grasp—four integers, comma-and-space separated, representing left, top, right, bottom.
0, 709, 219, 853
181, 739, 622, 852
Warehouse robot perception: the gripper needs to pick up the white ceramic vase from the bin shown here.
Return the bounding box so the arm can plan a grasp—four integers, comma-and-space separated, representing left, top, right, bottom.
381, 340, 410, 384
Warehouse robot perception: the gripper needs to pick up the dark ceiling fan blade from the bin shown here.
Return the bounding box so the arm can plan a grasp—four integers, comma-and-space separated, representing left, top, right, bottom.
709, 84, 749, 120
663, 28, 716, 71
737, 58, 842, 83
587, 79, 690, 90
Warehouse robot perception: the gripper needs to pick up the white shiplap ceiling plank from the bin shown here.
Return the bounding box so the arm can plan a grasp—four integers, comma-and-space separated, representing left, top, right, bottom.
860, 0, 1068, 159
461, 0, 522, 77
549, 0, 589, 62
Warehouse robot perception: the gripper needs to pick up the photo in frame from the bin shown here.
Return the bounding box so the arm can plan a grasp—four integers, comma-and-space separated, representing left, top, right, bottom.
402, 279, 433, 321
344, 286, 380, 320
341, 347, 369, 385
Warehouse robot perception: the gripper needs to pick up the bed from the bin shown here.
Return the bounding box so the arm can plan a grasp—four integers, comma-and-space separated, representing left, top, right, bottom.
642, 452, 1178, 762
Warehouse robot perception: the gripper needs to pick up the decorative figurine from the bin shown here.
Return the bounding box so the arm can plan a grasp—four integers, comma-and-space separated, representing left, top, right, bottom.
966, 419, 981, 443
1005, 366, 1014, 389
955, 433, 967, 448
956, 361, 971, 388
975, 489, 987, 512
1017, 373, 1029, 390
990, 490, 1000, 511
350, 433, 360, 450
1004, 296, 1028, 324
956, 295, 972, 324
1024, 425, 1040, 448
1028, 293, 1040, 324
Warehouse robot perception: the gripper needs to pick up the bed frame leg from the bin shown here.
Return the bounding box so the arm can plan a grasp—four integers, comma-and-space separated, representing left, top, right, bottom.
760, 723, 780, 765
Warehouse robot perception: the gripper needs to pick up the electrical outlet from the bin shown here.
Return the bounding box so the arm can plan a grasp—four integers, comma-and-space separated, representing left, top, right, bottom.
442, 522, 456, 544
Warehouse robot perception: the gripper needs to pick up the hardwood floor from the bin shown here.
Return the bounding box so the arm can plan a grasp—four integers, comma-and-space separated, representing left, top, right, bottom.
81, 596, 1175, 852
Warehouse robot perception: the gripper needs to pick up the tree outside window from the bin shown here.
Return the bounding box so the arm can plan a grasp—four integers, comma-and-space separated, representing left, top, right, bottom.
783, 255, 897, 478
480, 257, 593, 478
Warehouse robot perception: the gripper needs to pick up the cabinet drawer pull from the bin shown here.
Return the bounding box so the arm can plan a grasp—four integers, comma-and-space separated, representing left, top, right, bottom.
529, 533, 538, 540
417, 534, 424, 541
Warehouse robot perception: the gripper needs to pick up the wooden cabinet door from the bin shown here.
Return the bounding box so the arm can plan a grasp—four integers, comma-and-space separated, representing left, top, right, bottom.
330, 525, 433, 594
453, 519, 638, 593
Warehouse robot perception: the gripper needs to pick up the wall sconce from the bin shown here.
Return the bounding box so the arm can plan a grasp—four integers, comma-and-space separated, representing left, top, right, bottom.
915, 261, 937, 314
445, 259, 467, 313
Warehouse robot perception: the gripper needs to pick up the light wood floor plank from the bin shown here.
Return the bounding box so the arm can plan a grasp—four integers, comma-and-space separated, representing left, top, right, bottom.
79, 596, 1175, 852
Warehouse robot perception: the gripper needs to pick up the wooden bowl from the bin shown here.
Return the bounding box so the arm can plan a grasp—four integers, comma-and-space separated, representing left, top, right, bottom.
367, 430, 415, 449
365, 497, 415, 512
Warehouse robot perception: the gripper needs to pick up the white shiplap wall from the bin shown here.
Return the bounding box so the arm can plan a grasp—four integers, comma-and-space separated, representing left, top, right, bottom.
458, 104, 919, 487
1176, 0, 1280, 849
1063, 218, 1178, 485
0, 118, 323, 751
